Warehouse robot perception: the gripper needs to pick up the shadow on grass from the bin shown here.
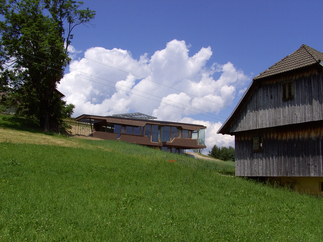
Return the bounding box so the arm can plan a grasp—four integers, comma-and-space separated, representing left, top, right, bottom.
0, 114, 75, 138
0, 114, 42, 133
174, 154, 235, 176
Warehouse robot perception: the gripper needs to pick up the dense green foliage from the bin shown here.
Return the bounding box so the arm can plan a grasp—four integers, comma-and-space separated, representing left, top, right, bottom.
0, 113, 40, 132
209, 144, 235, 161
0, 0, 94, 131
1, 115, 323, 241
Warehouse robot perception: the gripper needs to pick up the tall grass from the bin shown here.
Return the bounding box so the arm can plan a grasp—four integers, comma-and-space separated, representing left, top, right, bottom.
0, 114, 323, 241
1, 139, 323, 241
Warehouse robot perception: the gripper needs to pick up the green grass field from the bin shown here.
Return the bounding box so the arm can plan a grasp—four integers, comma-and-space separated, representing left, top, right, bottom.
0, 114, 323, 241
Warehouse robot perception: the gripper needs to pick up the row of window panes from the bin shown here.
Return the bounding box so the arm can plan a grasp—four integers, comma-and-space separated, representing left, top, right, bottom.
111, 124, 204, 144
144, 125, 159, 142
113, 124, 143, 138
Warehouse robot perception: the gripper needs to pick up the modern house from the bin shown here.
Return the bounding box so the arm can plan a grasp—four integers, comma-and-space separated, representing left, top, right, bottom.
218, 44, 323, 194
75, 112, 206, 154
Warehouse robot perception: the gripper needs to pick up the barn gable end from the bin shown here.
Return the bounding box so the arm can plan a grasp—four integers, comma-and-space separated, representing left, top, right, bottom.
218, 44, 323, 194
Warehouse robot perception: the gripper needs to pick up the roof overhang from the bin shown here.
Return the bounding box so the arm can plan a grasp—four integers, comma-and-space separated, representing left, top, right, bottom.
75, 114, 207, 131
218, 63, 323, 135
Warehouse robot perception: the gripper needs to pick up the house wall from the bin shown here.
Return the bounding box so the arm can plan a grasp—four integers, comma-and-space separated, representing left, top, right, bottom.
230, 72, 323, 133
235, 125, 323, 177
267, 177, 323, 195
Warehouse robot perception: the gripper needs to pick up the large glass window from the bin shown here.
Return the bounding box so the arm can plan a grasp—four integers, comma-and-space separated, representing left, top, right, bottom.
158, 128, 161, 141
192, 130, 198, 140
133, 126, 141, 135
144, 125, 151, 139
182, 130, 188, 138
171, 127, 178, 140
152, 125, 158, 142
198, 129, 205, 145
182, 130, 191, 139
126, 126, 133, 134
114, 124, 121, 138
106, 124, 114, 133
161, 126, 171, 142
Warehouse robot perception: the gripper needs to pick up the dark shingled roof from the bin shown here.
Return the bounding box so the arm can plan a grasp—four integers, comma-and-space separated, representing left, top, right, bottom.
218, 44, 323, 135
254, 44, 323, 80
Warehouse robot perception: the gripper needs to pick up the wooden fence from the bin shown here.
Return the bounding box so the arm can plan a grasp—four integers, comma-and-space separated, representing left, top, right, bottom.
65, 121, 92, 136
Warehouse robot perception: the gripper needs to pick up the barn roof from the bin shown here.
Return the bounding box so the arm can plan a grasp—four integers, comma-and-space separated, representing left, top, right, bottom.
254, 44, 323, 80
218, 44, 323, 135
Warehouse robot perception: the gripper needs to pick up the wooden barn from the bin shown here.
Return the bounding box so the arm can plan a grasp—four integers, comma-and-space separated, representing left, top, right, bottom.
218, 44, 323, 194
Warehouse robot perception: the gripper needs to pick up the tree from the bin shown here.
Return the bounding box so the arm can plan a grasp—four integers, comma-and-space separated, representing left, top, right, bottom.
209, 144, 235, 161
0, 0, 95, 131
62, 103, 75, 118
208, 144, 221, 159
228, 146, 235, 162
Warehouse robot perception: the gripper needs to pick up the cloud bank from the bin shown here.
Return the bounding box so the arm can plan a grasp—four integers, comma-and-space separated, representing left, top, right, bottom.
58, 39, 250, 153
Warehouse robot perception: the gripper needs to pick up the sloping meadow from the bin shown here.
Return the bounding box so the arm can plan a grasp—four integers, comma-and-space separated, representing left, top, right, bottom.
1, 138, 323, 241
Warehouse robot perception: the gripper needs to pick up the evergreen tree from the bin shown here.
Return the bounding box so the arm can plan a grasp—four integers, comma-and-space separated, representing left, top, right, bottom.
228, 146, 235, 162
209, 144, 235, 161
209, 144, 221, 159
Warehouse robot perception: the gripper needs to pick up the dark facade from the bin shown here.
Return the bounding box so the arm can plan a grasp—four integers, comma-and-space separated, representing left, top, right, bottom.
218, 44, 323, 194
75, 113, 206, 153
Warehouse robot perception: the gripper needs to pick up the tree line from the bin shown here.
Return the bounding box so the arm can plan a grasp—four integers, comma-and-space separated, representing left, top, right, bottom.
208, 145, 235, 161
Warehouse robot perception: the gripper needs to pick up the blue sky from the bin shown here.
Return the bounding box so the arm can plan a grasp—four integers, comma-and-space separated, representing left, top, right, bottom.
58, 0, 323, 151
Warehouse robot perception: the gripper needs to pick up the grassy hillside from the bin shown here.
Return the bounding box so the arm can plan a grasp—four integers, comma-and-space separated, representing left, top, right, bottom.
0, 114, 323, 241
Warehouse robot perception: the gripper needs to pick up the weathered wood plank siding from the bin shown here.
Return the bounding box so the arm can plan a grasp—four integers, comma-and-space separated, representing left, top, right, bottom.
230, 73, 323, 133
235, 127, 323, 177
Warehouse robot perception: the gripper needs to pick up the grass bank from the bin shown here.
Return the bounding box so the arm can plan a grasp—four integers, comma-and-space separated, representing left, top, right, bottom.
0, 114, 323, 241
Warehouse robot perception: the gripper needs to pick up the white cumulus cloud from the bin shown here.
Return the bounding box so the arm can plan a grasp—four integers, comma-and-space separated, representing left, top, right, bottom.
58, 39, 250, 152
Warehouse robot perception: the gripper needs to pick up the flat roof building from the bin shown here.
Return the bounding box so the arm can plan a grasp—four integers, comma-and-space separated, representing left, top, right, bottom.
75, 112, 206, 154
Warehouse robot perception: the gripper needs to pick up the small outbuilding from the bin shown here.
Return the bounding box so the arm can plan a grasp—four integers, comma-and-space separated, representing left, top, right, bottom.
218, 44, 323, 194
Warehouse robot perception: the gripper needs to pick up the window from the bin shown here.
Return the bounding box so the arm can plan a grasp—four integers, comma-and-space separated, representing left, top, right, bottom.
253, 136, 263, 152
144, 125, 151, 140
161, 147, 168, 152
182, 130, 192, 139
106, 125, 114, 133
133, 126, 141, 135
198, 129, 205, 145
151, 125, 158, 142
171, 127, 178, 140
282, 81, 294, 101
171, 148, 178, 154
114, 124, 121, 138
126, 126, 133, 134
161, 126, 171, 142
192, 130, 198, 140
